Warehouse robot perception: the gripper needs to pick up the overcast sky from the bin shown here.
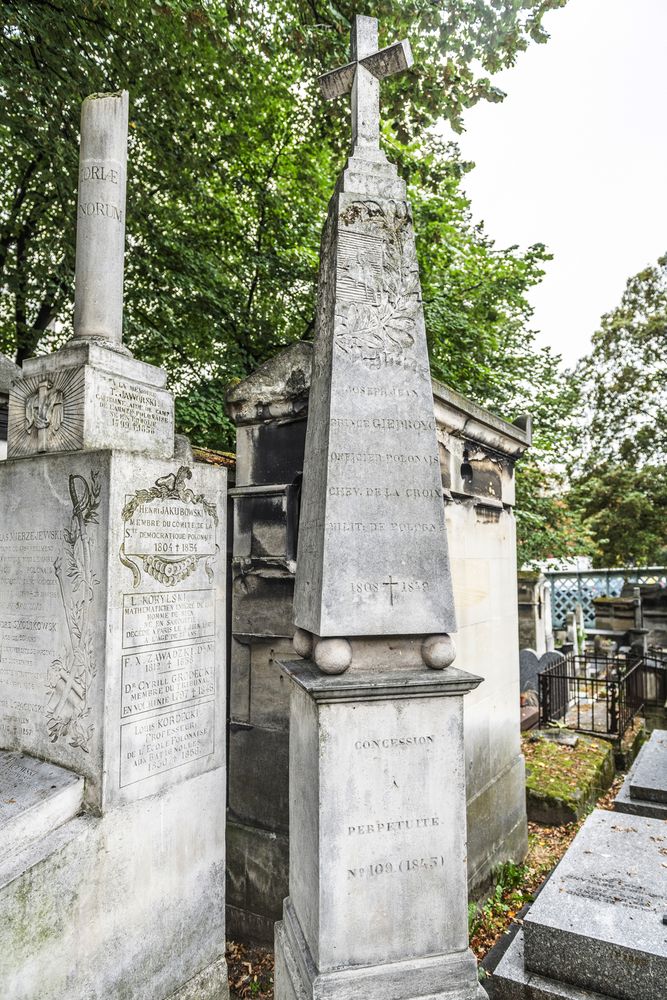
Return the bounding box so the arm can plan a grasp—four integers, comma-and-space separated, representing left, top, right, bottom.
449, 0, 667, 369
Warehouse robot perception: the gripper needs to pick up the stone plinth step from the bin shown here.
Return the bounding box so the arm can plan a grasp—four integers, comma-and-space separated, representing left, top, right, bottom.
522, 809, 667, 1000
0, 751, 83, 864
490, 929, 615, 1000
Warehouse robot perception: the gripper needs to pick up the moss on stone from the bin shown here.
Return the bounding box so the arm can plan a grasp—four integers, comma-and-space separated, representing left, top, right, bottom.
523, 731, 616, 826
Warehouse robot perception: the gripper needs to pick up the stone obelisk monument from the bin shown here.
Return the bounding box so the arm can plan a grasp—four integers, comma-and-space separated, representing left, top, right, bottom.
8, 91, 173, 458
274, 16, 485, 1000
0, 93, 228, 998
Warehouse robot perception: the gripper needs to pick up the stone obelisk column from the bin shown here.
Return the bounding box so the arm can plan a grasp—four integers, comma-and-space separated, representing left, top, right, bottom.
274, 15, 486, 1000
8, 90, 174, 460
71, 90, 129, 351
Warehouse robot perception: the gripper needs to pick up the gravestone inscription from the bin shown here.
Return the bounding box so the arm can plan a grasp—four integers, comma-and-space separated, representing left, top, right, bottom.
0, 91, 229, 999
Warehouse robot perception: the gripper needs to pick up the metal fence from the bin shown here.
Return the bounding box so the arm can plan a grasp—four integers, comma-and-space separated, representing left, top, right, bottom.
546, 567, 667, 629
538, 650, 665, 741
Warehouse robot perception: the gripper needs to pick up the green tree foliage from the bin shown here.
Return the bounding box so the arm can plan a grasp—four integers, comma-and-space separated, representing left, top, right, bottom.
570, 464, 667, 568
576, 256, 667, 466
1, 1, 575, 562
571, 256, 667, 566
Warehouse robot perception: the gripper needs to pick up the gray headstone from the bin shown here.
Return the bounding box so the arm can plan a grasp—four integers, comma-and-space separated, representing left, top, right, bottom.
519, 649, 540, 692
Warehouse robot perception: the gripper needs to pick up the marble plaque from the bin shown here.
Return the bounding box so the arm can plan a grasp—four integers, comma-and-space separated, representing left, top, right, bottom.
7, 360, 174, 460
122, 590, 215, 648
109, 457, 226, 807
0, 453, 107, 796
87, 368, 173, 452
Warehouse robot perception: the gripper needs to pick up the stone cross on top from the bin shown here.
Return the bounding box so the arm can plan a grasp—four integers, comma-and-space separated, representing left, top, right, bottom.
319, 14, 413, 150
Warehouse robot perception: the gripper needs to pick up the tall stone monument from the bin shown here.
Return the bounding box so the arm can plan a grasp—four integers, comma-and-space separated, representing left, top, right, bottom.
275, 17, 485, 1000
0, 92, 228, 999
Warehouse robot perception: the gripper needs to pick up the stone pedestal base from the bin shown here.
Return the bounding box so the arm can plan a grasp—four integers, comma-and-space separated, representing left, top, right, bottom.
276, 898, 484, 1000
0, 449, 227, 997
273, 659, 486, 1000
0, 769, 228, 1000
8, 340, 174, 459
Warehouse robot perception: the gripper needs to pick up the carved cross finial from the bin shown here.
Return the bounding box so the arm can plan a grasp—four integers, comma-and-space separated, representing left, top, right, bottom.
319, 15, 413, 150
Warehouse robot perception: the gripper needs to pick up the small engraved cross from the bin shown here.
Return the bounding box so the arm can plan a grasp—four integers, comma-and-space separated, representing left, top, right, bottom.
319, 15, 413, 151
383, 575, 399, 606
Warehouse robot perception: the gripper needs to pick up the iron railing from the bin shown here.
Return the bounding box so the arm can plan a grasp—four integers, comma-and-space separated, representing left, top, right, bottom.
537, 650, 660, 740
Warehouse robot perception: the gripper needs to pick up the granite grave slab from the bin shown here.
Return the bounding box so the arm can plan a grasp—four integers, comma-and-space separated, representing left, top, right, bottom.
523, 809, 667, 1000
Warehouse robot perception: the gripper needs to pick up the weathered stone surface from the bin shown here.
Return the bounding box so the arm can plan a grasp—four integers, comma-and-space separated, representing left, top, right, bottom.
613, 776, 667, 820
629, 728, 667, 802
8, 343, 174, 460
293, 178, 455, 638
292, 17, 454, 643
275, 662, 484, 997
276, 906, 485, 1000
72, 91, 128, 350
0, 769, 228, 1000
525, 732, 614, 826
226, 341, 312, 427
228, 724, 289, 832
614, 728, 667, 819
490, 929, 612, 1000
0, 751, 83, 862
226, 818, 289, 942
0, 452, 225, 812
232, 565, 295, 636
523, 809, 667, 1000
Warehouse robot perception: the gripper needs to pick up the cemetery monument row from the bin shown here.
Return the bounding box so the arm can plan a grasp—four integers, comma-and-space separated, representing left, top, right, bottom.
274, 16, 486, 1000
0, 92, 228, 999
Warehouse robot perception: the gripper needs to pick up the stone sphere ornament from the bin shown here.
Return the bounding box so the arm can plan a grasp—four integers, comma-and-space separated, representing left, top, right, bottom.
293, 627, 313, 659
313, 637, 352, 674
421, 634, 456, 670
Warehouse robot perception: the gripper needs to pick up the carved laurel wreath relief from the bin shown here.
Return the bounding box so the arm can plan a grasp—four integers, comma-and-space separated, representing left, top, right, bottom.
47, 471, 100, 753
120, 465, 219, 588
334, 199, 427, 378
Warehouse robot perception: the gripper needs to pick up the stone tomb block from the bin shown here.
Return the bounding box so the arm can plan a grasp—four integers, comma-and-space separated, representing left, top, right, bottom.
614, 728, 667, 820
523, 809, 667, 1000
629, 728, 667, 802
0, 450, 225, 812
7, 342, 174, 460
